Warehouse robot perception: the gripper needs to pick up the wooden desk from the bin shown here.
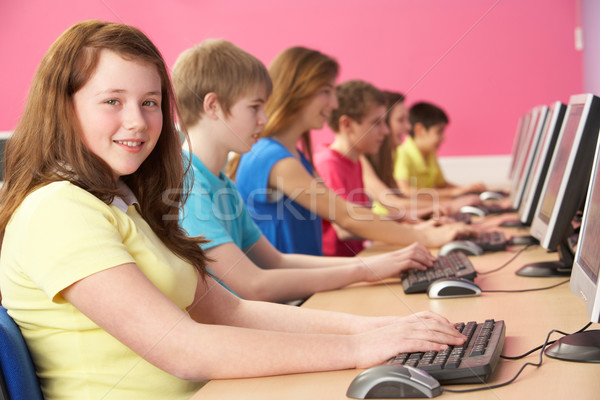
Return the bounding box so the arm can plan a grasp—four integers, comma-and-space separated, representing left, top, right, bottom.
193, 242, 600, 399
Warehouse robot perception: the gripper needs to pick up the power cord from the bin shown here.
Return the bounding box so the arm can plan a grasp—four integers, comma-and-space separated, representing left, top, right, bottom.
500, 322, 593, 360
440, 322, 590, 394
481, 279, 569, 294
476, 244, 534, 275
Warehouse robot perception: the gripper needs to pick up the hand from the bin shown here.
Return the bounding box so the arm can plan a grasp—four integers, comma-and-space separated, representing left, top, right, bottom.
445, 194, 482, 214
352, 311, 466, 369
423, 222, 473, 248
360, 243, 436, 281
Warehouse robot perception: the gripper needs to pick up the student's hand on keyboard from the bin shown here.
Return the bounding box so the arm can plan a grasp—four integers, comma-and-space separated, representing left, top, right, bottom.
419, 222, 475, 248
352, 311, 467, 369
360, 243, 436, 281
444, 193, 483, 214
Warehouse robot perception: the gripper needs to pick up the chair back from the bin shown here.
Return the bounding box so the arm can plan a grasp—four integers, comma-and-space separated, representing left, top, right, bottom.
0, 306, 44, 400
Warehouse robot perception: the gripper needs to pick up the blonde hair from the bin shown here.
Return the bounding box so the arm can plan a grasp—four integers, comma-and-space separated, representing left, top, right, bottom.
0, 20, 210, 278
227, 46, 339, 178
172, 39, 272, 130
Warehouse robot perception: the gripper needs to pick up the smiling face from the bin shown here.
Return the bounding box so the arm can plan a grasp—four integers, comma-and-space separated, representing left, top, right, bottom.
299, 78, 339, 131
219, 84, 269, 154
73, 49, 163, 180
387, 101, 411, 147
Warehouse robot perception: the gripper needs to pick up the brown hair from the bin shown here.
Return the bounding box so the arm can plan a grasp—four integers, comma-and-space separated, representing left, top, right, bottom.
327, 80, 386, 133
172, 39, 272, 130
227, 46, 339, 178
365, 91, 406, 188
0, 20, 210, 278
408, 101, 449, 137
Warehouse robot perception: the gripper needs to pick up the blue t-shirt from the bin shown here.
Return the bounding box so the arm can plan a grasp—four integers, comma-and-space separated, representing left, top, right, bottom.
180, 151, 262, 251
236, 138, 323, 256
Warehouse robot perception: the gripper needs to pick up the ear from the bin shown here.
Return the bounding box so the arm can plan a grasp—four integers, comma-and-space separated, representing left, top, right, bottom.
413, 122, 426, 138
203, 92, 221, 120
339, 115, 354, 132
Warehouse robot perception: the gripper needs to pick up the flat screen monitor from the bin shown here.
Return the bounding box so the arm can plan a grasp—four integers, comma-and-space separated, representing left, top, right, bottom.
508, 111, 533, 180
519, 94, 600, 277
544, 133, 600, 362
509, 105, 548, 211
518, 102, 566, 225
530, 93, 600, 250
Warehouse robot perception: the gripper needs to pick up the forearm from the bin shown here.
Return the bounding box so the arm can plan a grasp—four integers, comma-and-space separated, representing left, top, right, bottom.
236, 265, 367, 302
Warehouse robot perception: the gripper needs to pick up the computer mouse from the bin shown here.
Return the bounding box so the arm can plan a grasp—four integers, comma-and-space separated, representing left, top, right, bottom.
479, 191, 507, 201
346, 364, 441, 399
459, 205, 487, 217
427, 277, 482, 299
438, 240, 484, 256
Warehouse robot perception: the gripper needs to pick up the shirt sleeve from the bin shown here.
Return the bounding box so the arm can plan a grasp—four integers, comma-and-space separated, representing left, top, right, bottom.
393, 146, 411, 182
16, 183, 135, 302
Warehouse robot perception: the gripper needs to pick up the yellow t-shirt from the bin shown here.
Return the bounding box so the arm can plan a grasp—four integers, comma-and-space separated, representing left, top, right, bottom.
0, 181, 203, 400
393, 136, 447, 189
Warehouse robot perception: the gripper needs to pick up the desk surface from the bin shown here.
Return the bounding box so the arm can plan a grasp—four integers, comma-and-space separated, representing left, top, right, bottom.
192, 227, 600, 399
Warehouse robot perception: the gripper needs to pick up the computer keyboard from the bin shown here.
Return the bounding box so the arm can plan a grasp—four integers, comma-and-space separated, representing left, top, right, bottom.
479, 203, 515, 215
458, 230, 508, 252
387, 319, 505, 384
401, 252, 477, 294
449, 212, 472, 224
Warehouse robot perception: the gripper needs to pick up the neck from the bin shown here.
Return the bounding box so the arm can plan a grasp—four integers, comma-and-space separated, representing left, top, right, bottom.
185, 123, 229, 177
329, 133, 359, 161
269, 118, 309, 156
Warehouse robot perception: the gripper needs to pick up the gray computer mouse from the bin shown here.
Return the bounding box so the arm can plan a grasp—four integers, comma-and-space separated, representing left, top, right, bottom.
427, 277, 482, 299
479, 191, 506, 201
459, 205, 487, 217
438, 240, 484, 256
346, 364, 441, 399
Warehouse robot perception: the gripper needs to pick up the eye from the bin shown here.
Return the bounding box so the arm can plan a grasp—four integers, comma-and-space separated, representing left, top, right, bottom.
143, 100, 159, 107
105, 99, 120, 106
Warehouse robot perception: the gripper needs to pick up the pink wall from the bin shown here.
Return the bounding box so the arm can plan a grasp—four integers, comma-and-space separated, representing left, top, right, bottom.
0, 0, 582, 156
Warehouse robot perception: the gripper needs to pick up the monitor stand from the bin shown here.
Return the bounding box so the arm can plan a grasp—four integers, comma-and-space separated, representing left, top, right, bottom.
545, 330, 600, 362
516, 240, 573, 277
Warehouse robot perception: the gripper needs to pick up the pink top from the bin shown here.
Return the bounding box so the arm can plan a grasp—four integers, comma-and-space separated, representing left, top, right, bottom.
314, 147, 371, 257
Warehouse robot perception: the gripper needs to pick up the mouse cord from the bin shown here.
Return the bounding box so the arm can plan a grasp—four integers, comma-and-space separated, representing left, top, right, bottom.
500, 322, 593, 360
476, 244, 534, 275
440, 325, 570, 394
481, 279, 569, 294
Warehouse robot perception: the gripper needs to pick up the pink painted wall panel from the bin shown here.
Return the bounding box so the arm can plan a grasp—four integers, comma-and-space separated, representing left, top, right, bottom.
0, 0, 583, 156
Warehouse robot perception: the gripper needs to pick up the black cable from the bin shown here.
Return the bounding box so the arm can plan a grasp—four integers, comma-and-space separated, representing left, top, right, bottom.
476, 244, 533, 275
440, 325, 568, 394
481, 279, 569, 294
500, 322, 593, 360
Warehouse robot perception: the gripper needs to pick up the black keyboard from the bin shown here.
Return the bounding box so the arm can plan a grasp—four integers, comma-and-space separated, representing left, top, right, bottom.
387, 319, 505, 384
401, 252, 477, 294
458, 231, 508, 252
479, 203, 515, 215
449, 212, 472, 224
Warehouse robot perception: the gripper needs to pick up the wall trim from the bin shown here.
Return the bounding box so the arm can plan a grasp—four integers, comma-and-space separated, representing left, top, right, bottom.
439, 154, 511, 189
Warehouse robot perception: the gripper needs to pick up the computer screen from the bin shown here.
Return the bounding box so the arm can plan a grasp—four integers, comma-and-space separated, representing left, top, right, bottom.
518, 102, 566, 225
544, 134, 600, 362
509, 105, 548, 211
570, 140, 600, 322
508, 112, 532, 180
529, 94, 600, 251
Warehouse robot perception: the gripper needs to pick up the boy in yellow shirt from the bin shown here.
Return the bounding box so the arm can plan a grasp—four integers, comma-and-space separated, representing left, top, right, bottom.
394, 101, 486, 197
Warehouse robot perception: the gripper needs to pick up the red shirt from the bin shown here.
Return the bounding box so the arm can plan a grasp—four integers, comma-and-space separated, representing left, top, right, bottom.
314, 147, 371, 257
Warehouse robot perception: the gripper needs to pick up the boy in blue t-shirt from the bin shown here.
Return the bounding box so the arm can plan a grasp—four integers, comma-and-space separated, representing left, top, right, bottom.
173, 39, 437, 303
